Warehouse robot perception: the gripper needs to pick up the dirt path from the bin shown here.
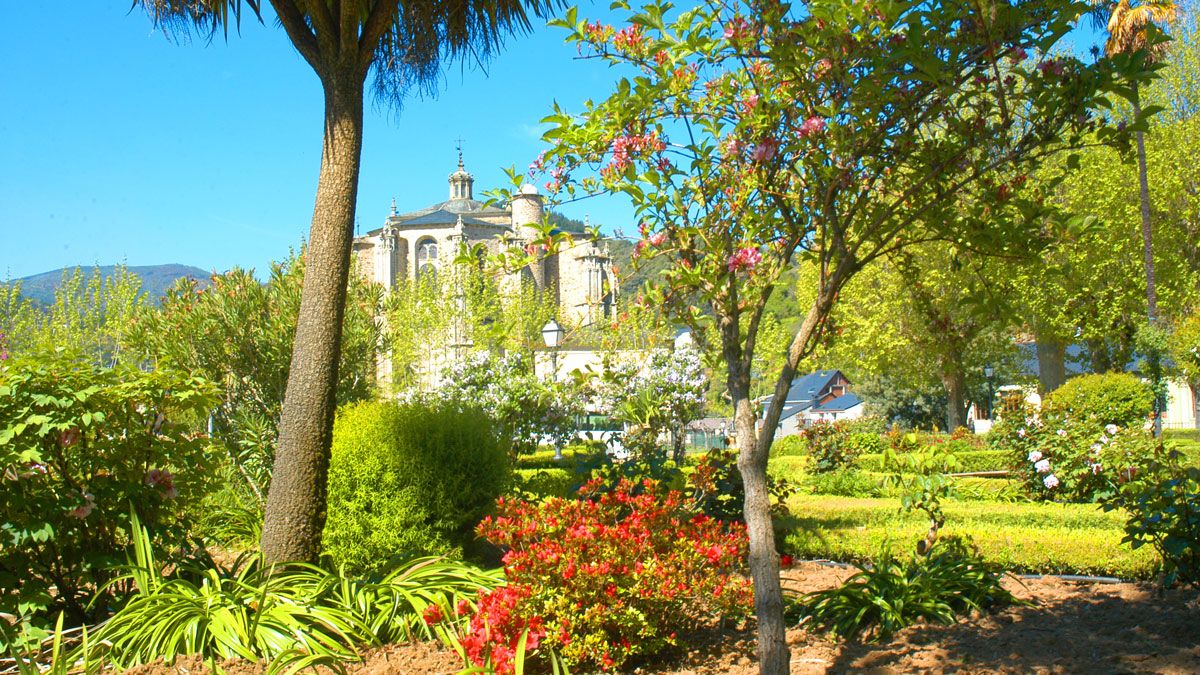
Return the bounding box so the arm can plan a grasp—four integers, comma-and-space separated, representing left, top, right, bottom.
134, 562, 1200, 674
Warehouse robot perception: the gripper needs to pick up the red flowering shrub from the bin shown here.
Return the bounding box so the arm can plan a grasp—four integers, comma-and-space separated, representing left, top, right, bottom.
461, 478, 752, 672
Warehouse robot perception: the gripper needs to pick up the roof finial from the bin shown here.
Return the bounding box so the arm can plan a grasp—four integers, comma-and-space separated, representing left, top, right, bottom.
390, 197, 397, 215
455, 137, 465, 169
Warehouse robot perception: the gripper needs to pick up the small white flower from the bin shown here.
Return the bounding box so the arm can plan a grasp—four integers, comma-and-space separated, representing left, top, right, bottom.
1091, 463, 1103, 475
1027, 450, 1043, 462
1056, 429, 1068, 437
1018, 428, 1027, 438
1098, 434, 1109, 444
1091, 443, 1103, 455
1035, 459, 1051, 473
1044, 474, 1060, 489
1105, 424, 1119, 435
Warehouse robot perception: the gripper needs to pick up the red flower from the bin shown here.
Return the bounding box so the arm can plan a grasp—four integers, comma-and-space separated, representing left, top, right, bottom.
780, 553, 794, 568
422, 603, 444, 625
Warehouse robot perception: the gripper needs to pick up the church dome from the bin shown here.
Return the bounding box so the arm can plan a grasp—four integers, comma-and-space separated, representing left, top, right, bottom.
448, 153, 474, 200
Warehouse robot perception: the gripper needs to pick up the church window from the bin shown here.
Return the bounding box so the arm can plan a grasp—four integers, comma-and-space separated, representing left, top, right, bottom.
417, 238, 439, 283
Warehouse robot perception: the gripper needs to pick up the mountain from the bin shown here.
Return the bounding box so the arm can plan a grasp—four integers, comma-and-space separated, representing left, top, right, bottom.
13, 264, 211, 306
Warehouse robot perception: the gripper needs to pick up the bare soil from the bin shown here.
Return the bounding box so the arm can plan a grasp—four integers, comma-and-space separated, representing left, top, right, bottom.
129, 562, 1200, 674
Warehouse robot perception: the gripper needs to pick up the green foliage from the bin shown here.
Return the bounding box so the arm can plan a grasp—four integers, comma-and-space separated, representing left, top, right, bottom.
0, 352, 218, 630
1044, 372, 1155, 427
1103, 448, 1200, 587
803, 469, 886, 498
0, 266, 146, 365
857, 449, 1008, 473
779, 494, 1158, 578
771, 434, 808, 457
512, 468, 577, 500
797, 538, 1016, 641
88, 516, 499, 671
130, 252, 382, 510
323, 400, 511, 575
882, 443, 960, 554
842, 416, 890, 435
689, 447, 795, 521
801, 422, 858, 473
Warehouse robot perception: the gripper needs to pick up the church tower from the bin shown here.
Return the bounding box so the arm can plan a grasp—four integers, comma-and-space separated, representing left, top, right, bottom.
448, 152, 474, 201
510, 183, 550, 291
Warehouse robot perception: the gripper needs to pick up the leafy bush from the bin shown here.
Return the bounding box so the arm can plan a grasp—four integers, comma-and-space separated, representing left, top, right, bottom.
771, 434, 808, 457
1043, 372, 1154, 427
842, 415, 889, 435
689, 446, 794, 521
797, 538, 1016, 640
323, 401, 511, 575
0, 353, 218, 630
464, 479, 753, 672
512, 468, 577, 500
1103, 449, 1200, 587
88, 517, 499, 671
802, 421, 857, 472
993, 410, 1153, 502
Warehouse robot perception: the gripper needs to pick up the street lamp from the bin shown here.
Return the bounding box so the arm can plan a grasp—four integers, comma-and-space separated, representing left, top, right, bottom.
983, 366, 995, 419
541, 318, 566, 460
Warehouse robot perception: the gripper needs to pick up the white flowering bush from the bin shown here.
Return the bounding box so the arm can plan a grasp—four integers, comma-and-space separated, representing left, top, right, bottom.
598, 349, 708, 458
992, 407, 1154, 502
427, 352, 584, 455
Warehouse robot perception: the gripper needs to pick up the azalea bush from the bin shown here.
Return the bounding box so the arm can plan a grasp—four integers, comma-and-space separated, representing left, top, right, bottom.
993, 408, 1153, 502
0, 352, 218, 633
457, 479, 753, 672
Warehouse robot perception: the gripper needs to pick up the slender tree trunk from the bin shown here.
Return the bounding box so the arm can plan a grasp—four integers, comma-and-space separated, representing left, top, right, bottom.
942, 367, 968, 432
1192, 382, 1199, 430
1035, 335, 1067, 394
260, 71, 365, 564
1133, 94, 1159, 323
729, 364, 788, 675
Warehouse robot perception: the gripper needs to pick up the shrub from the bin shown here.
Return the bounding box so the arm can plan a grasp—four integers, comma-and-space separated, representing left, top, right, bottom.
842, 415, 889, 435
689, 446, 794, 521
845, 432, 886, 455
512, 468, 577, 500
0, 353, 218, 631
804, 469, 885, 498
1103, 449, 1200, 587
464, 479, 753, 672
803, 421, 857, 472
797, 538, 1016, 641
994, 409, 1153, 503
1043, 372, 1154, 427
771, 434, 808, 457
323, 401, 511, 575
857, 449, 1008, 473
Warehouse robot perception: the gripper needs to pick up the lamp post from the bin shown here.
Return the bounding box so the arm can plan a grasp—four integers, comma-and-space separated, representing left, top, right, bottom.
541, 318, 567, 461
983, 366, 995, 419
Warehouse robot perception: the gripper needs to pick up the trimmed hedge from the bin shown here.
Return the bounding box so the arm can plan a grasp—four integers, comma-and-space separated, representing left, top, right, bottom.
855, 449, 1009, 474
323, 400, 511, 575
778, 495, 1158, 578
514, 468, 577, 499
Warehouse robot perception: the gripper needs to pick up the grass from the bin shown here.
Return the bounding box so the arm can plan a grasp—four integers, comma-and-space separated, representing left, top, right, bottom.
778, 494, 1158, 579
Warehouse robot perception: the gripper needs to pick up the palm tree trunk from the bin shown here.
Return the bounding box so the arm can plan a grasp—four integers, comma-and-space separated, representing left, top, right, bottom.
1133, 93, 1159, 323
260, 71, 365, 564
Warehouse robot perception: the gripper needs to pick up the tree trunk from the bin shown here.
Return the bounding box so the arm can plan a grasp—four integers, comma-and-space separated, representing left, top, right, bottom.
1133, 94, 1159, 324
260, 72, 365, 565
729, 367, 789, 675
1035, 336, 1067, 394
942, 367, 968, 432
1192, 382, 1199, 430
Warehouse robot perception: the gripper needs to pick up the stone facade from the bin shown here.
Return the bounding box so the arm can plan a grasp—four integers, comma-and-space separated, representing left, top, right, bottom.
351, 157, 619, 384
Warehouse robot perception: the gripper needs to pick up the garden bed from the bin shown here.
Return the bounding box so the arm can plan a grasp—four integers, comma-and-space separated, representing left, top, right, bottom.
126, 562, 1200, 674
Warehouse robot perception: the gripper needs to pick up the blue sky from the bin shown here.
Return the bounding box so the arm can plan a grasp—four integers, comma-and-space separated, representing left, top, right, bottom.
0, 2, 636, 280
0, 4, 1102, 281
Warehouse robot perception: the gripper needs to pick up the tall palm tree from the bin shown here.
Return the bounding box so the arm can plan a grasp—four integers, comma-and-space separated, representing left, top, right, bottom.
136, 0, 560, 564
1096, 0, 1181, 323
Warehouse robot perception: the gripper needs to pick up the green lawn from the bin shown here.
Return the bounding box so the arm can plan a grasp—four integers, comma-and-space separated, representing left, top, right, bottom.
778, 494, 1158, 579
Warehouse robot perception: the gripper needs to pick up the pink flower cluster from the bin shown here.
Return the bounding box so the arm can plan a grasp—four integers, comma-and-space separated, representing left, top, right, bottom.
145, 468, 178, 499
727, 246, 762, 273
608, 132, 666, 173
798, 116, 826, 138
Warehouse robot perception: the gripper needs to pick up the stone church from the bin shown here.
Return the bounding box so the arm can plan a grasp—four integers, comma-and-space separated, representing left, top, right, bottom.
352, 154, 619, 336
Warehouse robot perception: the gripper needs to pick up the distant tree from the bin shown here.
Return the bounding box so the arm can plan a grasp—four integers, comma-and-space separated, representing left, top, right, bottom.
134, 0, 562, 563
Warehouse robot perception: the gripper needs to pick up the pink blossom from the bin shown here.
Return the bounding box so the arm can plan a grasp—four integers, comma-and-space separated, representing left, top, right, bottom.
1105, 424, 1119, 435
722, 137, 744, 159
750, 138, 778, 162
145, 468, 178, 499
741, 93, 760, 114
1056, 429, 1067, 437
812, 58, 832, 78
1017, 428, 1027, 438
69, 492, 95, 519
798, 116, 827, 138
1043, 474, 1060, 489
1027, 450, 1042, 462
1034, 459, 1051, 473
727, 247, 762, 273
649, 232, 668, 247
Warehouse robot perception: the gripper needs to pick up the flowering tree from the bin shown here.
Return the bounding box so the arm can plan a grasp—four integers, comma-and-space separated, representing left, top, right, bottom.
532, 0, 1150, 669
599, 348, 708, 459
430, 352, 583, 455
